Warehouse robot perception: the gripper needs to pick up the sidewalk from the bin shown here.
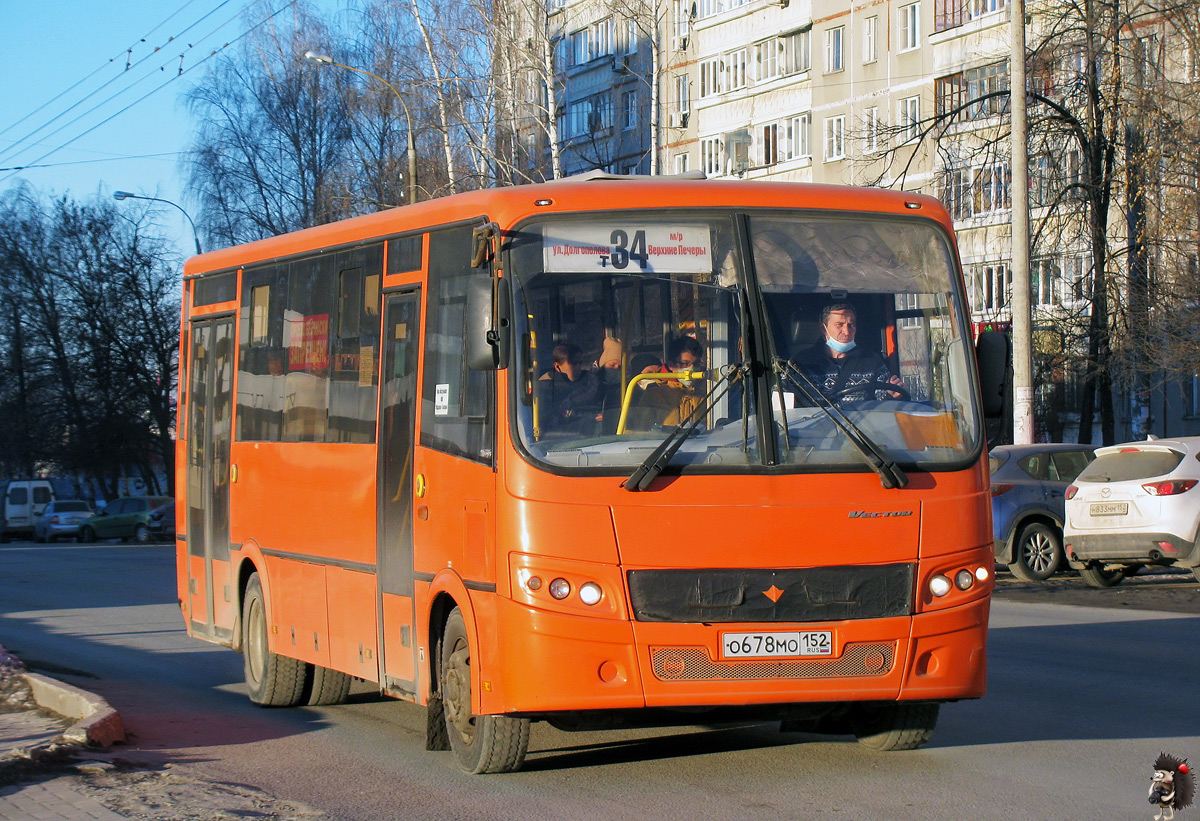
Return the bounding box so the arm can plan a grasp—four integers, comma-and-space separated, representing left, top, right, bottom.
0, 643, 127, 820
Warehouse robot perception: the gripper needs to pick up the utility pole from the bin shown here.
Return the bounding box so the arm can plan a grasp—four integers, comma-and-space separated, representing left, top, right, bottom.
1010, 0, 1034, 444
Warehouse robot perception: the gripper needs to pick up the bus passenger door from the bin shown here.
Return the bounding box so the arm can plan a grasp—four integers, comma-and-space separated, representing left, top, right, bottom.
185, 317, 235, 641
377, 290, 421, 696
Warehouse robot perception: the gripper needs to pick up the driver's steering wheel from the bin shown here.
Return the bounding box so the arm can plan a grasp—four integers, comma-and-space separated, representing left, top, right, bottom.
831, 379, 911, 402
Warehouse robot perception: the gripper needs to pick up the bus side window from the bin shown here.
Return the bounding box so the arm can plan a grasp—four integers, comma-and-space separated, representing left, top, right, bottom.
421, 224, 496, 465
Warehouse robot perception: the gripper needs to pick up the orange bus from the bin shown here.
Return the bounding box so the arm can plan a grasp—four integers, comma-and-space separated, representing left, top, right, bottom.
177, 175, 1006, 773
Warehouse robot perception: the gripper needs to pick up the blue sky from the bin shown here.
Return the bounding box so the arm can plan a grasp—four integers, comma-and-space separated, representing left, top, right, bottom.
0, 0, 342, 257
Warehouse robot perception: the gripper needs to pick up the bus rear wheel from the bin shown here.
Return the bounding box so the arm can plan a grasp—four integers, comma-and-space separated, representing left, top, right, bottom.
242, 572, 306, 706
440, 607, 529, 773
306, 664, 352, 706
851, 702, 939, 751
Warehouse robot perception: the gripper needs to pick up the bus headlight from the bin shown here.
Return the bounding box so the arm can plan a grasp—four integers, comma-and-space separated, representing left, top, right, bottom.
955, 570, 975, 591
929, 575, 952, 597
578, 582, 603, 606
548, 578, 571, 600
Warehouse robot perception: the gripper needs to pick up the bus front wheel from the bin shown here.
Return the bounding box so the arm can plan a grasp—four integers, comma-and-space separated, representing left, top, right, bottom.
439, 607, 529, 773
851, 702, 939, 751
242, 572, 306, 706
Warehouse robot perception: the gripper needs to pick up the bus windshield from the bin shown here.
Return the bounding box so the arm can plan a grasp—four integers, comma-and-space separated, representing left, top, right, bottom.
508, 210, 981, 474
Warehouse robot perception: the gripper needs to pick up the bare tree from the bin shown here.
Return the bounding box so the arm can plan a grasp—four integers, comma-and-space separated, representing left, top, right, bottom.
184, 1, 351, 244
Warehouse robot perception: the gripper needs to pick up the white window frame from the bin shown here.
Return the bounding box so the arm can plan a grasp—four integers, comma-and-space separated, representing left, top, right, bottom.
900, 95, 920, 142
899, 3, 920, 52
757, 39, 779, 82
786, 29, 811, 74
787, 113, 811, 159
699, 57, 722, 97
571, 29, 590, 66
701, 135, 725, 176
623, 91, 638, 131
727, 48, 748, 90
825, 26, 844, 73
824, 115, 845, 161
864, 106, 879, 153
675, 74, 690, 114
863, 16, 877, 64
592, 18, 613, 58
761, 122, 779, 166
674, 152, 691, 174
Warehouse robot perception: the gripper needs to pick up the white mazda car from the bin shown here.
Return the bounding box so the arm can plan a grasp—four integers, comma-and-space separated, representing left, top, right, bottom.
1063, 437, 1200, 588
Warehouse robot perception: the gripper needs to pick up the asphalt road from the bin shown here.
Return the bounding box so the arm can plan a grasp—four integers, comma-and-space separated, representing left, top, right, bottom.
1, 540, 1197, 820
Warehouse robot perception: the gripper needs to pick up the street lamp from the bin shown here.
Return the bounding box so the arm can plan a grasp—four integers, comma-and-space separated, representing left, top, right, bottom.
113, 191, 203, 256
304, 50, 419, 205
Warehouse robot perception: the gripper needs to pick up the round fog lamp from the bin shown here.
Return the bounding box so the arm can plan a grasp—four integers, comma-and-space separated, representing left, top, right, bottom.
579, 582, 603, 606
525, 575, 543, 592
549, 577, 571, 600
975, 566, 990, 582
929, 575, 952, 597
955, 569, 974, 590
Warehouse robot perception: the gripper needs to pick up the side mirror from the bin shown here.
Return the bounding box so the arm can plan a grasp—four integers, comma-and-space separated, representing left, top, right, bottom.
465, 277, 511, 371
975, 330, 1011, 419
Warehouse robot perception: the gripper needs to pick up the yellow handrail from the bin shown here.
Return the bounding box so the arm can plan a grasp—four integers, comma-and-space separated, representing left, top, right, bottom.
616, 371, 705, 434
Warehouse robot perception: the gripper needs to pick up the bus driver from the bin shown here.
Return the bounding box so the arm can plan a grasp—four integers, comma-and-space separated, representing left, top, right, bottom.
792, 302, 904, 405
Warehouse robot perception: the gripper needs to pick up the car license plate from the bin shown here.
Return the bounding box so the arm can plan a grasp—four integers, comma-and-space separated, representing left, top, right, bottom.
721, 631, 832, 659
1090, 502, 1129, 516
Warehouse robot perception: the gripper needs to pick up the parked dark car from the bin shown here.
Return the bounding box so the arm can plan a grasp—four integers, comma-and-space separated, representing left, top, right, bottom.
147, 500, 175, 541
990, 443, 1096, 581
32, 499, 94, 542
80, 496, 173, 544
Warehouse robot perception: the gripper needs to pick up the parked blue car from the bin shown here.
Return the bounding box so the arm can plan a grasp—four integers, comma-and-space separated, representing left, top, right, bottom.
990, 443, 1096, 581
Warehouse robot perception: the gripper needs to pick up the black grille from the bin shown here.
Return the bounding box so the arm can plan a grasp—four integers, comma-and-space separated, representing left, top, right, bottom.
627, 565, 914, 623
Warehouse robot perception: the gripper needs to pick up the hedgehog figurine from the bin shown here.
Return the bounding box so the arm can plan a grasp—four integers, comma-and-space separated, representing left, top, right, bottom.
1150, 752, 1194, 821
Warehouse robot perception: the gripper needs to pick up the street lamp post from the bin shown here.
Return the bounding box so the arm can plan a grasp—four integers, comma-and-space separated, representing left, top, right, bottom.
113, 191, 203, 256
304, 50, 419, 206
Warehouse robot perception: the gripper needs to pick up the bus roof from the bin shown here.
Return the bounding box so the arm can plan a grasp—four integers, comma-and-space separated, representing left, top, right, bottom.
183, 177, 952, 277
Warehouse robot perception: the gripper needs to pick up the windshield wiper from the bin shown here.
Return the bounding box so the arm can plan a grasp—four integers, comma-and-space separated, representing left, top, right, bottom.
774, 358, 908, 490
623, 363, 749, 492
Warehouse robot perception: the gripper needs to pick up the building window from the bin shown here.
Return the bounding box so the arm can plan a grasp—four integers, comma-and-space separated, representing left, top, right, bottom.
787, 113, 811, 159
966, 61, 1010, 119
675, 74, 690, 113
942, 167, 973, 220
785, 29, 811, 73
936, 72, 967, 121
701, 136, 724, 176
593, 18, 613, 58
976, 162, 1011, 213
971, 262, 1011, 312
623, 91, 637, 130
571, 29, 590, 66
1032, 258, 1060, 306
727, 48, 748, 90
824, 115, 845, 160
700, 57, 722, 97
863, 16, 877, 64
672, 0, 690, 37
864, 106, 879, 152
825, 26, 844, 73
762, 122, 779, 166
625, 19, 638, 54
757, 39, 780, 81
899, 3, 920, 52
697, 0, 722, 18
674, 153, 691, 174
900, 95, 921, 142
1064, 254, 1091, 303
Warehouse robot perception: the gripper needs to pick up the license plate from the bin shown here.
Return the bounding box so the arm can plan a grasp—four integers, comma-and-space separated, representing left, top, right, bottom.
721, 631, 832, 659
1090, 502, 1129, 516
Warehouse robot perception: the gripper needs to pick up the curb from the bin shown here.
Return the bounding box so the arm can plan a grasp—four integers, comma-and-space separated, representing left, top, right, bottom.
22, 672, 125, 749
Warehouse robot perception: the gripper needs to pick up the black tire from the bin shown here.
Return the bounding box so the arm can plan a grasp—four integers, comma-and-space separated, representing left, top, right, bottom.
851, 702, 939, 751
1009, 522, 1063, 582
133, 524, 151, 544
242, 573, 306, 706
440, 607, 530, 773
306, 664, 352, 706
1079, 563, 1126, 588
80, 526, 95, 543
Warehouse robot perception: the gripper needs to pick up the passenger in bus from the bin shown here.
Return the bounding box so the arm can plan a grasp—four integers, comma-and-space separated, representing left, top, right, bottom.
630, 336, 706, 427
792, 302, 904, 404
538, 343, 603, 434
